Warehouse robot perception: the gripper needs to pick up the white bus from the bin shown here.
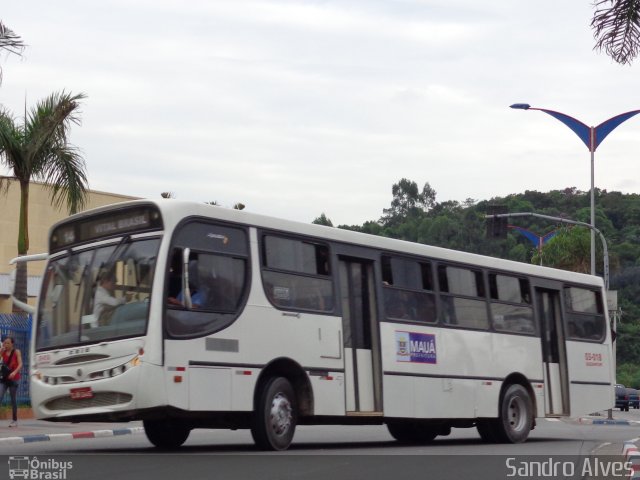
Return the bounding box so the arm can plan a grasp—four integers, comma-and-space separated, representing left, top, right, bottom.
22, 200, 614, 450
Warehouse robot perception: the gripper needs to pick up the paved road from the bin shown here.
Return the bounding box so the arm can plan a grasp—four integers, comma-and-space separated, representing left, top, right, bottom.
1, 411, 640, 480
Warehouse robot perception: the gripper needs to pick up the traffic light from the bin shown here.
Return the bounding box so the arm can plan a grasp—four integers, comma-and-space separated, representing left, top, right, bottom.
486, 205, 508, 239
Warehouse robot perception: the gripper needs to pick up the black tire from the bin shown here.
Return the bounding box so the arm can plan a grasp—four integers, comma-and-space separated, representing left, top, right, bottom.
143, 419, 191, 449
251, 377, 297, 451
386, 420, 438, 444
476, 419, 499, 443
493, 384, 533, 444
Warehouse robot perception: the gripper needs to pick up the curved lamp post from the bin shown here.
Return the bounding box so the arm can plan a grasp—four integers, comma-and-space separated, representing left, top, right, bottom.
509, 226, 558, 265
510, 103, 640, 277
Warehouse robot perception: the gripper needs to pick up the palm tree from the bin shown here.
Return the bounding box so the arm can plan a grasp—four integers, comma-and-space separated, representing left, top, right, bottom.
0, 21, 25, 83
592, 0, 640, 64
0, 91, 89, 304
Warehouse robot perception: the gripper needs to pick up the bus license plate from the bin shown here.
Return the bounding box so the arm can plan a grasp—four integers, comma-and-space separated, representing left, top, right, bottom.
70, 387, 94, 400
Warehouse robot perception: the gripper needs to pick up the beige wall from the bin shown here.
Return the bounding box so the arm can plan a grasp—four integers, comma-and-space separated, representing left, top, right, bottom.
0, 178, 137, 312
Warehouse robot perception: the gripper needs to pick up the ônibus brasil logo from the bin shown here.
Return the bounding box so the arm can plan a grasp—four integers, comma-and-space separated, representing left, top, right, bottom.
8, 456, 73, 480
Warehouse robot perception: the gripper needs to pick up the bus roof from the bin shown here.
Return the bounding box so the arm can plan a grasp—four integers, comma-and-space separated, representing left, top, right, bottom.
52, 198, 604, 288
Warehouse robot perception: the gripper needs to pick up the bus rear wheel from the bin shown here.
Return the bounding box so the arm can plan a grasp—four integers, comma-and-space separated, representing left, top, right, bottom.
251, 376, 297, 451
143, 419, 191, 449
476, 419, 499, 443
386, 420, 438, 444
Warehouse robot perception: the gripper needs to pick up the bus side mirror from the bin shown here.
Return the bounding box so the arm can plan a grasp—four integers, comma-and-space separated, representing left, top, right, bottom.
9, 253, 48, 314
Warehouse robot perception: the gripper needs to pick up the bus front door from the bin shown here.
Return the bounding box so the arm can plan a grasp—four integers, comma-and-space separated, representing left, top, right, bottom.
535, 287, 569, 416
338, 258, 382, 414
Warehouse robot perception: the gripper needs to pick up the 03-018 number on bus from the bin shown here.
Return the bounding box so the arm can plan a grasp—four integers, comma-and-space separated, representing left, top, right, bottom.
584, 352, 603, 367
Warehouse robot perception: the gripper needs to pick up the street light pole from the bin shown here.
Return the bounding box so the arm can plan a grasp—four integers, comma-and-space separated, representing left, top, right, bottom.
510, 104, 640, 277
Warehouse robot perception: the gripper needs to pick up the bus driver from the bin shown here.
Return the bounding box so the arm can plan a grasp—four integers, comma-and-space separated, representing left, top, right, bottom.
93, 271, 125, 325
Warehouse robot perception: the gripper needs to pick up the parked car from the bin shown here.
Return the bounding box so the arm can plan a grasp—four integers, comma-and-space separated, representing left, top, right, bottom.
627, 388, 640, 409
616, 384, 629, 411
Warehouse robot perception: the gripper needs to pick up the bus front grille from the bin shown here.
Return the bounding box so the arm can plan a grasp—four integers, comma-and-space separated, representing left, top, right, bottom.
45, 392, 133, 411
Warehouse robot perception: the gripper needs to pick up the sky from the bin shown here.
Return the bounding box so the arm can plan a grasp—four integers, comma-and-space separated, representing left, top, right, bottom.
1, 1, 639, 226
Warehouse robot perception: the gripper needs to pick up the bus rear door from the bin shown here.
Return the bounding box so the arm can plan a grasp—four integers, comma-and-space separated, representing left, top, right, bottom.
534, 285, 570, 416
338, 257, 383, 414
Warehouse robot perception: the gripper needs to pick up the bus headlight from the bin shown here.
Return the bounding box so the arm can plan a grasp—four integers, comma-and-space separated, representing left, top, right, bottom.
89, 355, 143, 380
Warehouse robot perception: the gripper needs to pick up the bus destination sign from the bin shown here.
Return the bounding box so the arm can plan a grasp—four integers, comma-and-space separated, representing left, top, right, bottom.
81, 211, 150, 238
51, 205, 163, 251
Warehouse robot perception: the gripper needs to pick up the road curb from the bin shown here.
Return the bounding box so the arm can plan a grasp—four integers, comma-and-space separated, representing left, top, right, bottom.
592, 419, 632, 425
0, 426, 145, 446
578, 417, 633, 425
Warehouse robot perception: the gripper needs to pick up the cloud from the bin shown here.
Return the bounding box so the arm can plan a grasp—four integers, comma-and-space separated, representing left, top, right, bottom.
1, 0, 638, 226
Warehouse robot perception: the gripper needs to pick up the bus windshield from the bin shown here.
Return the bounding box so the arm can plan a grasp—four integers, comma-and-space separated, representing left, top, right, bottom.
36, 237, 161, 351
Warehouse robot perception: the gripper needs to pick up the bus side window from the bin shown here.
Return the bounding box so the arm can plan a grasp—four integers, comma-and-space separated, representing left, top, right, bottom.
261, 235, 334, 313
564, 287, 605, 342
438, 264, 488, 330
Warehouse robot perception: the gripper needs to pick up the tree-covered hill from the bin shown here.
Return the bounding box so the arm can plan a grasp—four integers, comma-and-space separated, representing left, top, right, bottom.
314, 179, 640, 385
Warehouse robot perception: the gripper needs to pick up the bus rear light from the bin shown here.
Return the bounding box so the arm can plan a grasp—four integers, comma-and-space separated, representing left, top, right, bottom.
235, 370, 252, 376
174, 376, 183, 383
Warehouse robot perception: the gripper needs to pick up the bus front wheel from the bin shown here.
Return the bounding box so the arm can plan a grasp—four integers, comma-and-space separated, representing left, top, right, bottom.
494, 384, 533, 443
143, 419, 191, 449
251, 376, 297, 451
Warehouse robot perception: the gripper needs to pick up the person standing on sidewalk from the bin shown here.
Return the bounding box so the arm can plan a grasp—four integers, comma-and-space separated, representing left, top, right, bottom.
0, 336, 23, 427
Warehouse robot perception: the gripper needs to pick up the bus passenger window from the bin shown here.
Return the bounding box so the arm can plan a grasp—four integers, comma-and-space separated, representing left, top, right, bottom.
261, 235, 334, 313
438, 264, 489, 330
382, 255, 437, 324
488, 274, 534, 334
564, 287, 605, 342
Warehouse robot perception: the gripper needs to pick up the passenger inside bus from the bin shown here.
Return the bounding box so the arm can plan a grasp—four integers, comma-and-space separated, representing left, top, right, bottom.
167, 259, 207, 309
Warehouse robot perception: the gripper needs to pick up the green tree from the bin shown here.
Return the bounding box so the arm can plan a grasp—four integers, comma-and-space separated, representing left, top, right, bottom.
381, 179, 436, 227
531, 227, 591, 272
592, 0, 640, 64
0, 21, 25, 83
0, 91, 88, 304
312, 213, 333, 227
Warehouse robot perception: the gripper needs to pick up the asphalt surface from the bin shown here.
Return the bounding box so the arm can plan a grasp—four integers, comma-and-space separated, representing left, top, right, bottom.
0, 412, 636, 448
0, 412, 640, 480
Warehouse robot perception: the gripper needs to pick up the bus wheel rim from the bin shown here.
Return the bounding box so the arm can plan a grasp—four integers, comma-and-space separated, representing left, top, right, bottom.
270, 392, 292, 436
507, 395, 527, 432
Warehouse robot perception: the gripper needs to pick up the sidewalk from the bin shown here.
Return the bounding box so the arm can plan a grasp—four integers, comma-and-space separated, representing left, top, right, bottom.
0, 419, 144, 447
576, 411, 640, 426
